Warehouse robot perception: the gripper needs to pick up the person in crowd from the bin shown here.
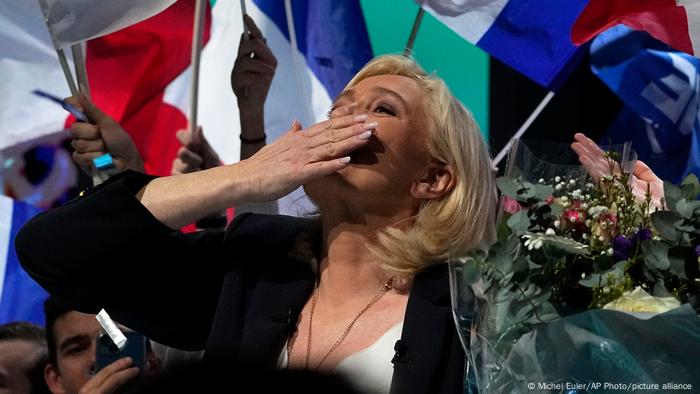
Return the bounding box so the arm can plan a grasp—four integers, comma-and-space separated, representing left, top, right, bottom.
0, 322, 50, 394
42, 296, 159, 394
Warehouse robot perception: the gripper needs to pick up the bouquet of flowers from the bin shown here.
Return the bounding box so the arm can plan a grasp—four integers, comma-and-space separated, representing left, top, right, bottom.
449, 139, 700, 393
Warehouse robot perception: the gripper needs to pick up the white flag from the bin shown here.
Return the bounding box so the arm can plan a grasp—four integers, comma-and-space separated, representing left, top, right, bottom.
37, 0, 176, 48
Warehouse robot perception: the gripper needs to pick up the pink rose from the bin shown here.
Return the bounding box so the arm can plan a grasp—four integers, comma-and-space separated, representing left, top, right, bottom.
502, 196, 523, 214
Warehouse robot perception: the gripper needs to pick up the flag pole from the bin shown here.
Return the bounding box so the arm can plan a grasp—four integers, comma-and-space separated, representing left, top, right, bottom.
492, 90, 555, 167
36, 0, 78, 96
240, 0, 249, 39
189, 0, 207, 136
284, 0, 315, 126
71, 42, 91, 97
404, 8, 425, 56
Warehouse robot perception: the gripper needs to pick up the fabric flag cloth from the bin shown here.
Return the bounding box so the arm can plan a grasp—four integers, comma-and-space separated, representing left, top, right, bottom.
0, 196, 46, 325
418, 0, 589, 89
572, 0, 700, 57
0, 0, 74, 151
37, 0, 176, 48
0, 0, 80, 208
163, 0, 373, 215
76, 0, 211, 176
592, 25, 700, 181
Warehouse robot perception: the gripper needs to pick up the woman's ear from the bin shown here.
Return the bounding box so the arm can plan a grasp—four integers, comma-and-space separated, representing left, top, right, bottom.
410, 164, 455, 200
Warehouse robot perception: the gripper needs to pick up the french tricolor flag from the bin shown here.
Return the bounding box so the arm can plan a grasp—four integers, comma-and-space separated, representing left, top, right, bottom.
420, 0, 589, 89
0, 196, 47, 325
572, 0, 700, 57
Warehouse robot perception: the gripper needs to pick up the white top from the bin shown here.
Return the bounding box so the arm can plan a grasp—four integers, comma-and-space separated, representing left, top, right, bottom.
278, 321, 404, 394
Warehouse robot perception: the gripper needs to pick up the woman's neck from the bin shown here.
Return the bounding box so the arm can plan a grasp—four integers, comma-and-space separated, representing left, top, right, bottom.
317, 213, 412, 307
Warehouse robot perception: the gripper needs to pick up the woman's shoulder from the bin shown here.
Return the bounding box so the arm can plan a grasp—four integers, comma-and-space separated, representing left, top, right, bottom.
221, 213, 320, 276
225, 213, 316, 246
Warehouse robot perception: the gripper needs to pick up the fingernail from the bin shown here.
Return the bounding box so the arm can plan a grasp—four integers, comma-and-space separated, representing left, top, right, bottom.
363, 122, 378, 130
340, 156, 351, 163
358, 130, 373, 140
353, 114, 368, 122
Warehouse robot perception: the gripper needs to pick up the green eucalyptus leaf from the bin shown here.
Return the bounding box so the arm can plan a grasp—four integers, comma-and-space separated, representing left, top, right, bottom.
642, 240, 670, 270
498, 272, 515, 286
579, 262, 625, 288
525, 302, 559, 325
507, 210, 531, 234
518, 183, 537, 200
676, 199, 700, 219
680, 173, 700, 200
533, 184, 554, 201
674, 219, 695, 233
458, 261, 482, 286
653, 280, 671, 297
497, 177, 523, 201
664, 181, 683, 211
669, 246, 699, 280
542, 235, 589, 256
651, 211, 682, 242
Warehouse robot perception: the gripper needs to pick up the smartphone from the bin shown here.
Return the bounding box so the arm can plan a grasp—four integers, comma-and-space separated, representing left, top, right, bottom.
95, 331, 146, 373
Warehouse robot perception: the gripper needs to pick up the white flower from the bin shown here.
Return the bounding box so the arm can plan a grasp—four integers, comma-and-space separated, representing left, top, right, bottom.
555, 184, 563, 191
582, 233, 588, 240
554, 220, 561, 228
603, 287, 681, 314
545, 228, 556, 235
538, 178, 545, 184
598, 236, 604, 241
521, 234, 543, 250
607, 248, 613, 255
561, 196, 568, 202
555, 176, 561, 182
569, 179, 576, 185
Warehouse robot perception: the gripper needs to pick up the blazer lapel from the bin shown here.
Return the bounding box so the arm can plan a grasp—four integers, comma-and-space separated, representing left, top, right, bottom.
391, 264, 463, 394
238, 272, 314, 367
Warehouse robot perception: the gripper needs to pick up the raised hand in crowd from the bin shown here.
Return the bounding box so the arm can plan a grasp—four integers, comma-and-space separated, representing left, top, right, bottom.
171, 126, 221, 175
170, 14, 277, 176
65, 94, 145, 175
571, 133, 664, 206
233, 14, 277, 160
76, 357, 139, 394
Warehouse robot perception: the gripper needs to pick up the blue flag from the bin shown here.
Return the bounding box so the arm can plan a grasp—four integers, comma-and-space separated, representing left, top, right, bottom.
419, 0, 589, 90
0, 196, 47, 325
592, 25, 700, 182
252, 0, 372, 99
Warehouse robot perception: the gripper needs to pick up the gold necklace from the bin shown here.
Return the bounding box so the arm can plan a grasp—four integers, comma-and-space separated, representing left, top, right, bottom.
302, 277, 394, 370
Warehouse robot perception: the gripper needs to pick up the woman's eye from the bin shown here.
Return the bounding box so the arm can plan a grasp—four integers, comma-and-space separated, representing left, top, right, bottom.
374, 104, 395, 116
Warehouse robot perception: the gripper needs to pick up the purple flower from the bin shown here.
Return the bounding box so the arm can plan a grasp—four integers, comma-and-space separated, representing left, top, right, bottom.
695, 244, 700, 257
636, 228, 652, 242
613, 235, 633, 261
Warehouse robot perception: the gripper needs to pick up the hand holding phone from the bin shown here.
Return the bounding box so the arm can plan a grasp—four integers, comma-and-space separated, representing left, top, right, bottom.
95, 331, 146, 373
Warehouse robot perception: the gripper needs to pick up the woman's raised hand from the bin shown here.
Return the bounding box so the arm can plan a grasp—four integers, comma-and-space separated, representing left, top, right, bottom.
571, 133, 664, 206
237, 113, 375, 202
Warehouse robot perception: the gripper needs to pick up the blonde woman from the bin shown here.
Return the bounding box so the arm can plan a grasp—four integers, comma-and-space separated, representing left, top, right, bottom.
17, 55, 496, 394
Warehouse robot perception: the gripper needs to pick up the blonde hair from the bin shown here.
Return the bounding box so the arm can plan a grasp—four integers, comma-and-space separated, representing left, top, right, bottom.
344, 54, 497, 276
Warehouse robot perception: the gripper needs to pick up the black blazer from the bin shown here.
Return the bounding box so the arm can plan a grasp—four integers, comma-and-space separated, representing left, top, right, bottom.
16, 171, 465, 394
